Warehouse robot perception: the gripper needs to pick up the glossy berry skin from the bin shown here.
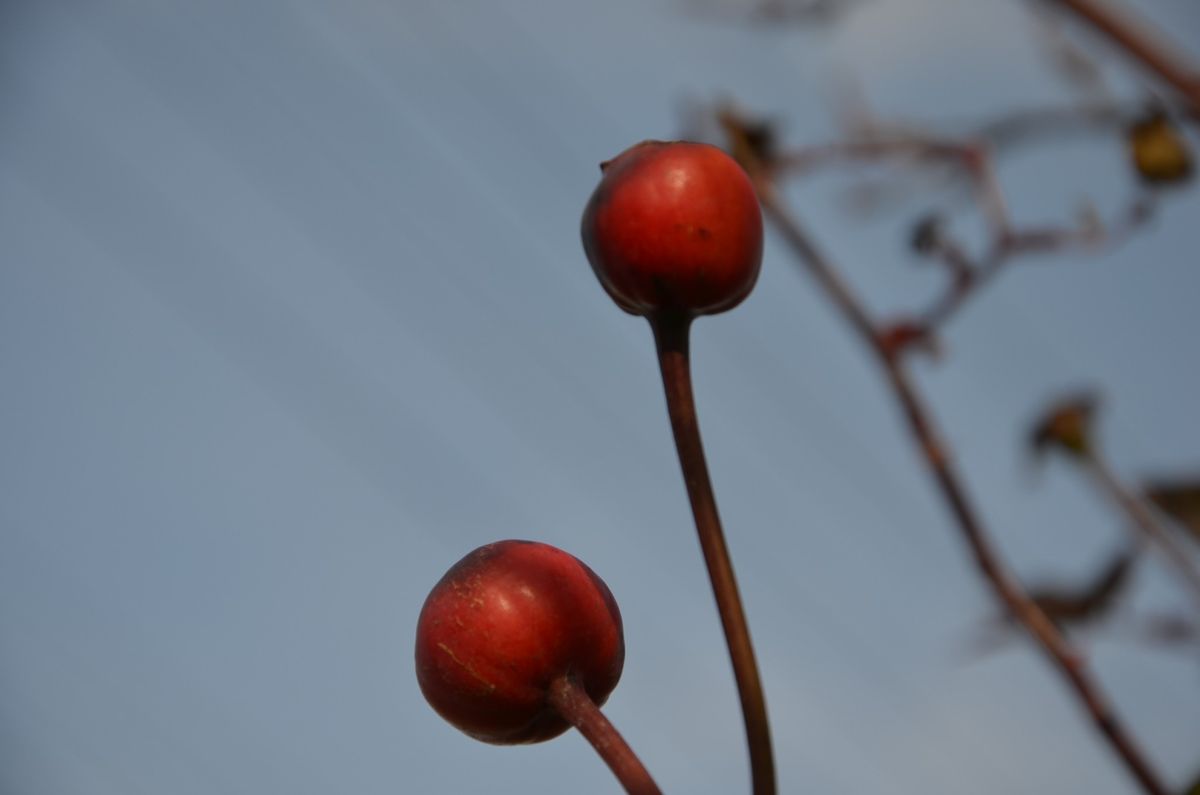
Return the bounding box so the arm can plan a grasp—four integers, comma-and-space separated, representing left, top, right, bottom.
415, 540, 624, 745
581, 140, 763, 317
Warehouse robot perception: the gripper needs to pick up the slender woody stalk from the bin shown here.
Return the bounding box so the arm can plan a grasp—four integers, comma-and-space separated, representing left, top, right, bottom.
1050, 0, 1200, 115
1082, 449, 1200, 612
651, 312, 777, 795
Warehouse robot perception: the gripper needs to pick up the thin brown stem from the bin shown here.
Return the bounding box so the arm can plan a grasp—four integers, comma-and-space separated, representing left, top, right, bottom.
773, 137, 968, 175
749, 172, 1169, 795
1082, 449, 1200, 612
547, 674, 662, 795
770, 101, 1175, 176
650, 312, 777, 795
727, 117, 1149, 346
916, 197, 1152, 335
968, 145, 1013, 238
1049, 0, 1200, 115
721, 104, 1156, 351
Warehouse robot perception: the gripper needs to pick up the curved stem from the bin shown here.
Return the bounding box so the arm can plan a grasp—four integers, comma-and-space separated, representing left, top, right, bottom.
547, 674, 662, 795
650, 313, 777, 795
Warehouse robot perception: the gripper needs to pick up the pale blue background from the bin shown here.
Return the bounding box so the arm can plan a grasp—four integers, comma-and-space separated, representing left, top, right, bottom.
2, 1, 1199, 793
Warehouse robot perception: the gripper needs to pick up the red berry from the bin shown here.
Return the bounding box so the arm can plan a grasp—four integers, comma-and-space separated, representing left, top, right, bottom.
581, 140, 763, 317
415, 540, 625, 744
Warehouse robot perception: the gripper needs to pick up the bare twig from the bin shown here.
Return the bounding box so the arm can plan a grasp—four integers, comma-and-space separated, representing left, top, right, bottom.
1083, 449, 1200, 613
1047, 0, 1200, 115
964, 544, 1139, 658
726, 99, 1157, 346
916, 195, 1153, 332
1127, 612, 1198, 650
1028, 395, 1200, 613
977, 102, 1133, 149
684, 0, 867, 26
728, 122, 1169, 792
1028, 1, 1114, 97
1144, 477, 1200, 542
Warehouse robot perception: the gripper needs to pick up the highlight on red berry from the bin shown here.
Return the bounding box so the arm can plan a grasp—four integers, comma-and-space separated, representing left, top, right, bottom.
414, 540, 625, 745
581, 140, 763, 318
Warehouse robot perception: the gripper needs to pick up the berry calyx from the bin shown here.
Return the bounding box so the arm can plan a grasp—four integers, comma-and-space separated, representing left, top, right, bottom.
581, 140, 763, 318
415, 540, 624, 745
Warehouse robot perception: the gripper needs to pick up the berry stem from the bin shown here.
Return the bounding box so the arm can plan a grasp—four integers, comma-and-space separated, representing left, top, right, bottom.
650, 312, 776, 795
547, 674, 662, 795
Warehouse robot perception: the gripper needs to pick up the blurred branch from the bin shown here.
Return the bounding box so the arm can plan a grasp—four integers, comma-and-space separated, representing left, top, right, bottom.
1144, 477, 1200, 543
1045, 0, 1200, 115
724, 114, 1170, 795
1024, 544, 1138, 628
1029, 395, 1200, 613
978, 102, 1134, 149
914, 195, 1152, 334
1132, 612, 1198, 650
1028, 1, 1113, 97
965, 544, 1139, 659
694, 6, 1200, 784
718, 101, 1165, 351
1084, 451, 1200, 611
683, 0, 868, 27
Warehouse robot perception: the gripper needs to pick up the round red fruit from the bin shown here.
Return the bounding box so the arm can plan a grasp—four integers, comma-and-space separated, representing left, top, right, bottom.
415, 540, 625, 744
581, 140, 763, 317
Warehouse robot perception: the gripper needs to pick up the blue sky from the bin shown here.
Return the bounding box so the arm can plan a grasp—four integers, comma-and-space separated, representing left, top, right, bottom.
2, 1, 1199, 793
